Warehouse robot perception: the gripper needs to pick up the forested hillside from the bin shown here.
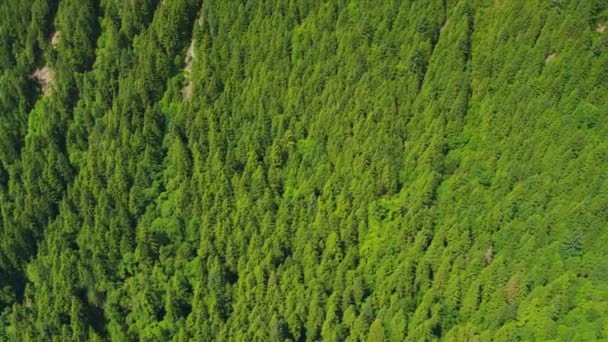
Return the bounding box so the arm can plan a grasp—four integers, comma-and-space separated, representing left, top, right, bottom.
1, 0, 607, 340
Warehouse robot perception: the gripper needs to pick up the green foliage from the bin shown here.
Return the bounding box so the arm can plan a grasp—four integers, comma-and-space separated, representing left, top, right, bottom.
0, 0, 607, 340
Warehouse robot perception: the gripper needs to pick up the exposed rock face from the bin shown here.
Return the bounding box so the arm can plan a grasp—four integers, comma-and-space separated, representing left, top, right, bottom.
441, 19, 449, 32
182, 82, 193, 99
185, 41, 195, 73
32, 66, 55, 96
51, 31, 61, 47
597, 23, 606, 33
545, 53, 556, 63
183, 41, 195, 100
484, 246, 493, 266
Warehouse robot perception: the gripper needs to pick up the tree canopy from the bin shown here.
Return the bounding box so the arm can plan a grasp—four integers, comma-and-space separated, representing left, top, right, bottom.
1, 0, 607, 340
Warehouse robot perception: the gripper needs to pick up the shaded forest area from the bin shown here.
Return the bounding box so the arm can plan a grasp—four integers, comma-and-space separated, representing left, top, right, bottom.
1, 0, 608, 341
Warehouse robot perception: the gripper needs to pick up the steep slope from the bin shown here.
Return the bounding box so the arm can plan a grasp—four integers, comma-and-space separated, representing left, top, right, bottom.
0, 0, 607, 341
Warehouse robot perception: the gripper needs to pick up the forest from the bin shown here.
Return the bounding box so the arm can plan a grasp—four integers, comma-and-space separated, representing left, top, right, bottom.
0, 0, 607, 341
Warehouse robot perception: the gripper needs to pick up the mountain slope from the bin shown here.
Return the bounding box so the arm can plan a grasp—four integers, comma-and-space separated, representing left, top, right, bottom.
0, 0, 607, 341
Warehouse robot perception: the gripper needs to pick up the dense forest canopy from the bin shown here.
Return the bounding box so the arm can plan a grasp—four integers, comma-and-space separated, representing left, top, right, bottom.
0, 0, 607, 340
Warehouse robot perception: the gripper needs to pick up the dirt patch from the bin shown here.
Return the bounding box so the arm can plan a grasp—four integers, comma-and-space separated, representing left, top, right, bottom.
597, 23, 606, 33
545, 53, 556, 63
31, 66, 55, 96
51, 31, 61, 48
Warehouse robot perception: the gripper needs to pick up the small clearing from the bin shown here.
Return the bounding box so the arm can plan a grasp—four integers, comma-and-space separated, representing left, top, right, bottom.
597, 23, 606, 33
32, 66, 55, 96
545, 53, 556, 63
